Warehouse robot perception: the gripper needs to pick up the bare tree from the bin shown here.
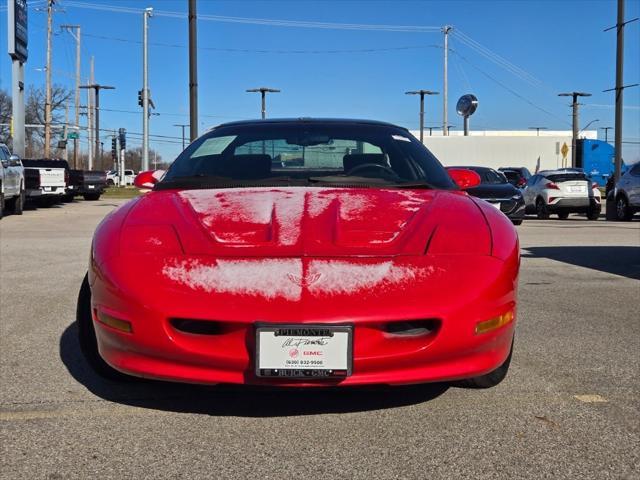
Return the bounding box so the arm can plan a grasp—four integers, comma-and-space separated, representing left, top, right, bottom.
24, 85, 72, 157
0, 90, 12, 146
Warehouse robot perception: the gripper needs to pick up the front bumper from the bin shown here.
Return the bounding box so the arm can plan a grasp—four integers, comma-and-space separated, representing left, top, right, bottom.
90, 254, 518, 386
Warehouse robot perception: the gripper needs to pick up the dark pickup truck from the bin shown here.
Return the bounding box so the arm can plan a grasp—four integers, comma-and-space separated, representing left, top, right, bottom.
66, 169, 107, 201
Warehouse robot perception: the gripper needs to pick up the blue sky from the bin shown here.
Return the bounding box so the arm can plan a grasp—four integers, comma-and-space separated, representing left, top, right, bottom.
1, 0, 639, 162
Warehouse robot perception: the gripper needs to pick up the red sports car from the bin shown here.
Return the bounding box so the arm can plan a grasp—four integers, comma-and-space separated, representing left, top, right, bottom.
78, 118, 519, 388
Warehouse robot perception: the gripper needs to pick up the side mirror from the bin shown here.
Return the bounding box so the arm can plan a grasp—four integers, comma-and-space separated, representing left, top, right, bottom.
447, 168, 481, 190
9, 155, 21, 166
134, 170, 164, 189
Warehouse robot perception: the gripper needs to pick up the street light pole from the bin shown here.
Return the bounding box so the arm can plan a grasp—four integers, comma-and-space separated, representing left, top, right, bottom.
60, 25, 81, 168
405, 90, 439, 143
528, 126, 547, 136
442, 25, 452, 136
142, 7, 153, 171
80, 83, 115, 168
173, 124, 189, 150
246, 87, 281, 119
558, 91, 591, 168
600, 127, 613, 143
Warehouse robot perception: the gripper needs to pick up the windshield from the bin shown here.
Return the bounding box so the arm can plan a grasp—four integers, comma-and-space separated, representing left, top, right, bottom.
546, 173, 588, 183
160, 122, 456, 190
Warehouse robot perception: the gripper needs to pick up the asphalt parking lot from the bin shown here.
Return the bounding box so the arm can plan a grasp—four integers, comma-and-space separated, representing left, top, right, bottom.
1, 200, 638, 479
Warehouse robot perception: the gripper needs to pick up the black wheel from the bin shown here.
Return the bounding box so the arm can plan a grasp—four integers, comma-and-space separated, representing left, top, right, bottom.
83, 193, 101, 201
458, 338, 513, 389
587, 203, 601, 221
106, 179, 115, 186
7, 188, 25, 215
557, 212, 569, 220
536, 198, 549, 219
61, 194, 75, 203
511, 218, 523, 226
77, 274, 132, 381
0, 192, 4, 220
615, 195, 632, 221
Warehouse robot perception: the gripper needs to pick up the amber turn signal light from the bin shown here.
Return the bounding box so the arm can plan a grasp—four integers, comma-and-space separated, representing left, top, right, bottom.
475, 310, 514, 335
96, 310, 133, 333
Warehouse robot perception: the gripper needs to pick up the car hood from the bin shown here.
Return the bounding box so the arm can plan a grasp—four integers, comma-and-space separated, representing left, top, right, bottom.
122, 187, 491, 257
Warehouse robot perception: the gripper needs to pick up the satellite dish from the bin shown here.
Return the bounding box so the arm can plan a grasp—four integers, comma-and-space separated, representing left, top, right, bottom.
456, 94, 478, 117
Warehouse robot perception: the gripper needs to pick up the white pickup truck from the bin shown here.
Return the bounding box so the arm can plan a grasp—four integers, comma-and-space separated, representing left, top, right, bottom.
0, 143, 26, 218
21, 159, 68, 207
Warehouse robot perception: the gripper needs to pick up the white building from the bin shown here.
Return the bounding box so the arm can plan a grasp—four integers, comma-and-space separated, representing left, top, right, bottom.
411, 130, 598, 172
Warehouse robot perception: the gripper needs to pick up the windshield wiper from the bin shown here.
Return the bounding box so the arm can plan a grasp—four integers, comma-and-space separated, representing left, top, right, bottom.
387, 181, 438, 190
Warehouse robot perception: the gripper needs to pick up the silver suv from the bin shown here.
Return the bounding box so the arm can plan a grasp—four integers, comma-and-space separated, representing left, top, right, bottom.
613, 162, 640, 221
0, 143, 26, 219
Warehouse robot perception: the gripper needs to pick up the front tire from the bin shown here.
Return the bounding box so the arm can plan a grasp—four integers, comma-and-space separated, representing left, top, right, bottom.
77, 274, 132, 381
557, 212, 569, 220
615, 195, 632, 221
459, 339, 513, 389
83, 192, 101, 201
587, 203, 602, 221
536, 198, 549, 219
511, 218, 523, 226
0, 192, 4, 219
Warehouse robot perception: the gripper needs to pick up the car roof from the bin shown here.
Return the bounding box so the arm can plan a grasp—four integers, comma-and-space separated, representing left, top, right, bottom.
212, 117, 407, 130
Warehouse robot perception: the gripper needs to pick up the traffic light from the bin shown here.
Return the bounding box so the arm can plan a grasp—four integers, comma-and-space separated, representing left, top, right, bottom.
137, 89, 143, 107
111, 137, 117, 159
118, 128, 126, 150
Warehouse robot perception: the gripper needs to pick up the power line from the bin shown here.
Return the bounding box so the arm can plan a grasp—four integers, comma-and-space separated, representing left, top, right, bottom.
81, 32, 442, 55
451, 49, 571, 126
63, 1, 441, 32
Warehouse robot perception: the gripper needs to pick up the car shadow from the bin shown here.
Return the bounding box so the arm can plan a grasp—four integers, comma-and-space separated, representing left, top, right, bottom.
59, 322, 448, 417
522, 246, 640, 280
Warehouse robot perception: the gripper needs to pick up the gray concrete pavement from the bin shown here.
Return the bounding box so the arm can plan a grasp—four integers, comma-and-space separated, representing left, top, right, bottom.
1, 200, 639, 479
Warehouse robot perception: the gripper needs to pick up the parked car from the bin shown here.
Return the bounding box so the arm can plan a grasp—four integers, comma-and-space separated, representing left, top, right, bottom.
21, 159, 68, 206
499, 167, 532, 181
612, 162, 640, 221
499, 168, 528, 189
67, 169, 107, 201
105, 169, 135, 187
447, 166, 525, 225
523, 169, 602, 220
0, 143, 26, 218
77, 118, 519, 389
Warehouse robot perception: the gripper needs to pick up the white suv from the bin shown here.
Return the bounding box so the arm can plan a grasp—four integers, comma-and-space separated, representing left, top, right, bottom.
0, 143, 26, 219
524, 169, 602, 220
613, 162, 640, 221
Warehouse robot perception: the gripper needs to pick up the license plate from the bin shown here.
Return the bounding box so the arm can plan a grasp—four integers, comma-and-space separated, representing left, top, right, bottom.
490, 202, 501, 210
569, 185, 585, 193
88, 185, 95, 189
256, 324, 352, 379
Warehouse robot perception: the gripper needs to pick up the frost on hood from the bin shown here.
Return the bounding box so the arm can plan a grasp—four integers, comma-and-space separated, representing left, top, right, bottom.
163, 257, 437, 300
163, 258, 303, 301
307, 260, 436, 296
178, 189, 305, 245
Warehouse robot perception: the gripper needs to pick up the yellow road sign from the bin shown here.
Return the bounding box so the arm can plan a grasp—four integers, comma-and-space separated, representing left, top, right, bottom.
561, 142, 569, 158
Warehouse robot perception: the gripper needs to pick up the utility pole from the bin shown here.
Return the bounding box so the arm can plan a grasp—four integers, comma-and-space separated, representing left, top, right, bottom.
61, 101, 69, 160
87, 56, 94, 169
442, 25, 452, 136
528, 126, 547, 136
61, 24, 81, 168
81, 83, 115, 169
558, 91, 591, 168
44, 0, 55, 158
405, 90, 439, 143
188, 0, 198, 141
173, 124, 189, 150
142, 7, 153, 171
246, 87, 281, 119
603, 1, 639, 182
600, 126, 613, 143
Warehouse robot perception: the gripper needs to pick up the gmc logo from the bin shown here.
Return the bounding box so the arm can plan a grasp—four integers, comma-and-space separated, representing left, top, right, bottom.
304, 351, 323, 356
